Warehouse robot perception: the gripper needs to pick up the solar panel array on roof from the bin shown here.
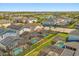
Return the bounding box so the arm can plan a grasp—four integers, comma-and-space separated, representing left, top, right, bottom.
0, 36, 19, 48
0, 28, 16, 35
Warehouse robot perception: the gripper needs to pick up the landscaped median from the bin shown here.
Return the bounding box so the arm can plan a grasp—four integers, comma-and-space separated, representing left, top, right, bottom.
25, 34, 57, 56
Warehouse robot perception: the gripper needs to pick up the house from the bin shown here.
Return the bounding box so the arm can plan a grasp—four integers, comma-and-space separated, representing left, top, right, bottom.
60, 49, 75, 56
0, 19, 11, 28
28, 17, 38, 23
23, 25, 32, 32
49, 45, 64, 55
7, 24, 26, 35
13, 17, 23, 23
0, 28, 17, 41
38, 47, 51, 56
25, 23, 41, 31
13, 16, 29, 23
31, 37, 38, 44
56, 17, 73, 26
39, 45, 64, 56
12, 47, 23, 56
34, 25, 44, 31
67, 30, 79, 42
42, 17, 55, 27
53, 36, 65, 42
0, 36, 20, 50
54, 41, 65, 48
47, 51, 59, 56
42, 16, 73, 27
65, 42, 79, 49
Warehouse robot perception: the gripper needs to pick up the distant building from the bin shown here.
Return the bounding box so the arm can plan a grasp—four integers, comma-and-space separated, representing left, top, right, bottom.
13, 16, 29, 23
42, 16, 73, 27
42, 17, 55, 27
24, 23, 41, 31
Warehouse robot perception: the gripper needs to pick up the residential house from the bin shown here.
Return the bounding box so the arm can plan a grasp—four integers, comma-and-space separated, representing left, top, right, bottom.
67, 30, 79, 42
47, 51, 59, 56
0, 19, 11, 28
42, 16, 73, 27
7, 24, 26, 35
38, 45, 64, 56
49, 45, 64, 55
28, 17, 38, 23
60, 49, 75, 56
0, 28, 17, 41
65, 42, 79, 50
0, 36, 20, 50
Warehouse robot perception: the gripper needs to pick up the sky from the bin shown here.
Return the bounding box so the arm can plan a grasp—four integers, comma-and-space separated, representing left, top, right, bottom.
0, 3, 79, 11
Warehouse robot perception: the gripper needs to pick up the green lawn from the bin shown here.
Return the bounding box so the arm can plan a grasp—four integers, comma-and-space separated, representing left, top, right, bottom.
57, 33, 68, 42
58, 33, 68, 38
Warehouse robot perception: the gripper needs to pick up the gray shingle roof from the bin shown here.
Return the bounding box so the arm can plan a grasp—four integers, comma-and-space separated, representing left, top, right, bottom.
61, 49, 74, 56
0, 36, 20, 48
7, 24, 23, 30
70, 30, 79, 36
74, 49, 79, 56
0, 28, 16, 35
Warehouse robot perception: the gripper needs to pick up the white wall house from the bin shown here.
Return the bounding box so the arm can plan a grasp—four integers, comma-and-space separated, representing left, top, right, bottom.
34, 26, 44, 31
28, 18, 38, 23
19, 28, 31, 35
